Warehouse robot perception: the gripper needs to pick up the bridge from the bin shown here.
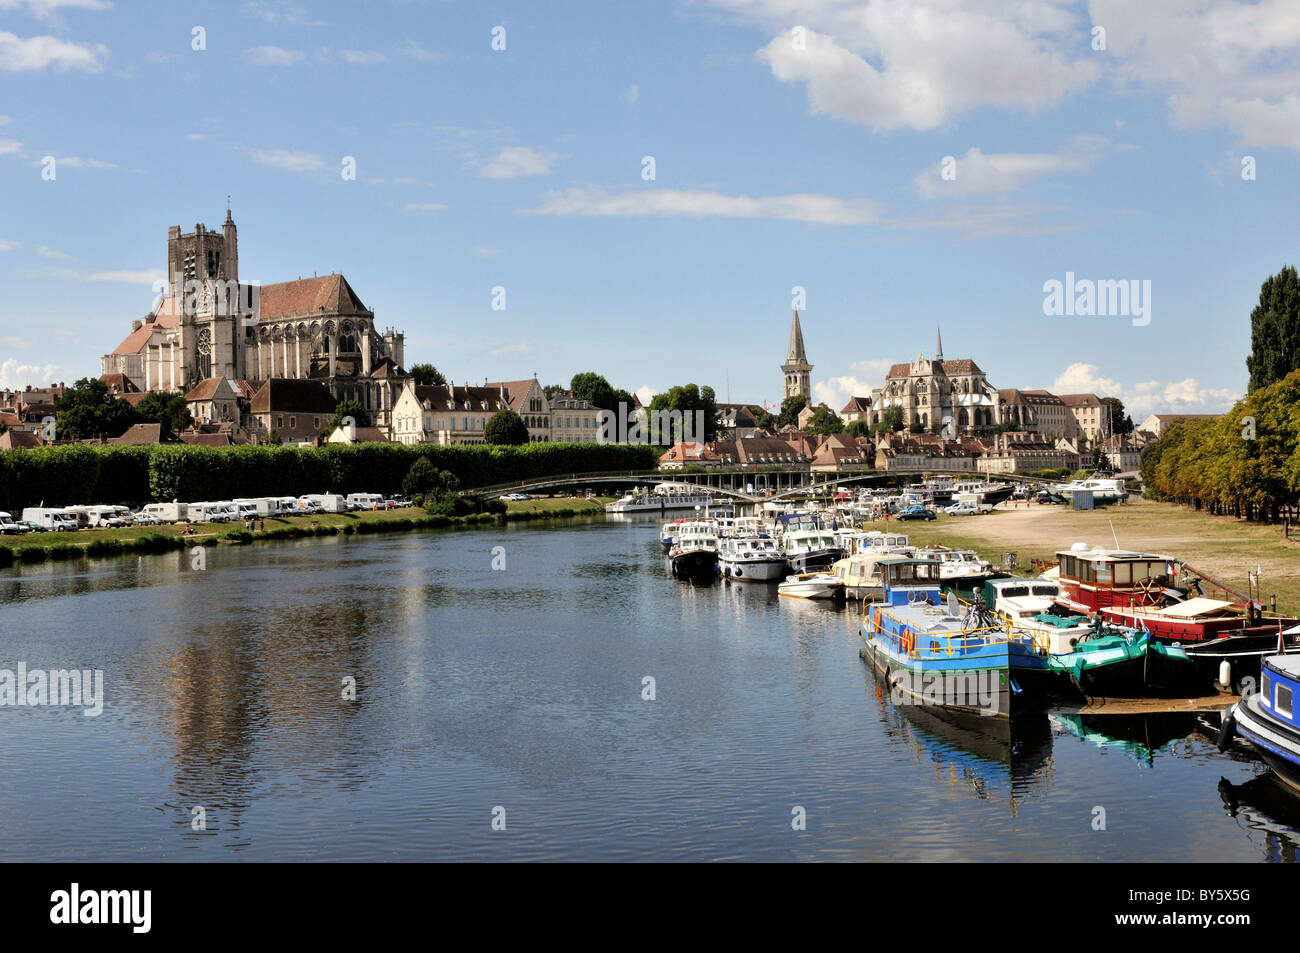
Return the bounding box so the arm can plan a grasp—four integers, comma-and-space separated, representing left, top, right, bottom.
467, 467, 1065, 503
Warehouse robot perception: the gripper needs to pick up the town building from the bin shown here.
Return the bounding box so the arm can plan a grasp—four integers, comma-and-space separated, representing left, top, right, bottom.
839, 396, 871, 426
390, 383, 512, 445
548, 392, 601, 443
184, 376, 242, 426
1060, 393, 1105, 443
485, 377, 552, 442
248, 378, 336, 445
871, 330, 1001, 434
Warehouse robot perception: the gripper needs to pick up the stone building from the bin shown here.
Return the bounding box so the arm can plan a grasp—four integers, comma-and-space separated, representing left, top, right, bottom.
870, 329, 1000, 434
548, 391, 601, 443
390, 383, 512, 445
102, 210, 409, 431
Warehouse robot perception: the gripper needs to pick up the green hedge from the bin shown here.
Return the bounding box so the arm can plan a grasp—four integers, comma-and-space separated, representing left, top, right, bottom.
0, 442, 657, 511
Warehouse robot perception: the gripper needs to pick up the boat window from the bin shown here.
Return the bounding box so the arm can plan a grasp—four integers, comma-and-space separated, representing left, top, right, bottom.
1031, 585, 1058, 597
1262, 674, 1272, 707
1004, 586, 1029, 597
1095, 562, 1112, 585
1112, 563, 1132, 586
1277, 683, 1293, 719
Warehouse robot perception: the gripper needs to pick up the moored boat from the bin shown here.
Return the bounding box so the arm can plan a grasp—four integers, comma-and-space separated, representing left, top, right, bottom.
778, 571, 844, 600
1222, 653, 1300, 792
858, 557, 1054, 718
718, 535, 787, 581
669, 520, 719, 578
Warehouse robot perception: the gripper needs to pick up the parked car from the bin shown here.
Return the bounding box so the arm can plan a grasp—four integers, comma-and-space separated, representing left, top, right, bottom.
897, 504, 937, 521
18, 520, 46, 533
1035, 490, 1067, 505
132, 512, 162, 526
944, 502, 980, 516
0, 512, 24, 534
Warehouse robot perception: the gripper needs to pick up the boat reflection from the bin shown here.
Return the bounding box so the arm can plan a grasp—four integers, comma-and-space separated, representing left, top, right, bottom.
1218, 773, 1300, 861
865, 669, 1055, 815
1049, 712, 1202, 768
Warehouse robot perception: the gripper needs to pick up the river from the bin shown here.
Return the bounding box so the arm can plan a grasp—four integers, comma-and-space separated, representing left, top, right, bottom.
0, 516, 1295, 861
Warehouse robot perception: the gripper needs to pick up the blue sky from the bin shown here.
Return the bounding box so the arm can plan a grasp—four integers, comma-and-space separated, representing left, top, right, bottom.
2, 0, 1299, 419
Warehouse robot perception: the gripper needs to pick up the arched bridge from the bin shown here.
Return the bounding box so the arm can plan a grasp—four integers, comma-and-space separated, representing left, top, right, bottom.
466, 467, 1063, 503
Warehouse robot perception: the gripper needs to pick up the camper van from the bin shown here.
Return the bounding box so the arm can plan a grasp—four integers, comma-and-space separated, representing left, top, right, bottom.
141, 502, 186, 523
0, 512, 26, 534
346, 492, 385, 511
188, 502, 234, 523
21, 507, 78, 532
302, 493, 347, 514
86, 504, 128, 528
233, 498, 281, 517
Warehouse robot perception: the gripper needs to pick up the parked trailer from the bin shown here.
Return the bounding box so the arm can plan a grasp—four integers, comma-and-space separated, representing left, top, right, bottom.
86, 504, 128, 528
304, 493, 348, 514
346, 493, 385, 510
233, 498, 281, 518
21, 507, 78, 531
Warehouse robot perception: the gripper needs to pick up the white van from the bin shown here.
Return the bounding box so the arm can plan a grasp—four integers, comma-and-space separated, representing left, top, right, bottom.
304, 493, 347, 514
346, 492, 385, 510
188, 502, 231, 523
0, 512, 24, 534
233, 498, 279, 517
142, 502, 185, 523
21, 507, 78, 532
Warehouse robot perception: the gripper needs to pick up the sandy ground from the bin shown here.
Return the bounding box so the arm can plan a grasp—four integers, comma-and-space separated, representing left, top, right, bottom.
877, 497, 1300, 614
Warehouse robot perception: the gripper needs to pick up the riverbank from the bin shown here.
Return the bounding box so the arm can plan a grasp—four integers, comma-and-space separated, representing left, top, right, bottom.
881, 497, 1300, 613
0, 496, 613, 568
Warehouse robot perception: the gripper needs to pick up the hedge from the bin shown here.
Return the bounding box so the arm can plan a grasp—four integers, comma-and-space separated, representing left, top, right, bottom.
0, 442, 658, 512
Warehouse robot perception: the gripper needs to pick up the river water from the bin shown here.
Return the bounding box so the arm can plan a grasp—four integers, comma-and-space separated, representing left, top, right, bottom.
0, 516, 1295, 861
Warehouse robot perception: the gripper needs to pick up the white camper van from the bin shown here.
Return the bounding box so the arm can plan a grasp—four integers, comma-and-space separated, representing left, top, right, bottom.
142, 502, 185, 523
0, 512, 25, 534
86, 504, 128, 528
21, 507, 77, 532
346, 492, 385, 510
233, 498, 279, 517
303, 493, 347, 514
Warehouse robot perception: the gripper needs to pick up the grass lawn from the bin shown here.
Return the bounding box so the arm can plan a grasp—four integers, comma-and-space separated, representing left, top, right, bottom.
872, 497, 1300, 614
504, 496, 612, 515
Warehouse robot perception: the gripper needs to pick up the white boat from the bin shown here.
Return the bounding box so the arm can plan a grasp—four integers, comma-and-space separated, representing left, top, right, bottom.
607, 482, 717, 514
923, 547, 998, 584
982, 577, 1092, 654
773, 513, 845, 573
718, 535, 787, 581
830, 551, 903, 601
1057, 476, 1128, 503
778, 571, 845, 600
669, 520, 720, 577
836, 529, 911, 556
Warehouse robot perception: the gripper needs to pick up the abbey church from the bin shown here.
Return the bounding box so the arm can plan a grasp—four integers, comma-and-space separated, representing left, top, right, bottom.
101, 210, 409, 430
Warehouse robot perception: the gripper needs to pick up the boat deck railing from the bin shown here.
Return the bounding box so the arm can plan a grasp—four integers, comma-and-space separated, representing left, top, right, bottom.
865, 600, 1047, 658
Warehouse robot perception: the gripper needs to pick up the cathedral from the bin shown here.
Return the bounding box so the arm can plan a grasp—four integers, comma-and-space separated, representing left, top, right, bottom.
102, 210, 409, 429
870, 329, 1002, 434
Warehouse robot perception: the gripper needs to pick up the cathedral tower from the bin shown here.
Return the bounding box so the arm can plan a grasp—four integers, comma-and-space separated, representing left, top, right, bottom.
781, 309, 813, 401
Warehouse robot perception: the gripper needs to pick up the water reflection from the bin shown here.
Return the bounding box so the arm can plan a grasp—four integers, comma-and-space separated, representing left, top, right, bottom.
1049, 713, 1203, 768
1218, 774, 1300, 861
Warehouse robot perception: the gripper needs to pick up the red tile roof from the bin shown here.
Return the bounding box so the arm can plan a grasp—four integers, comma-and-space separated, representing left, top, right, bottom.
258, 274, 368, 321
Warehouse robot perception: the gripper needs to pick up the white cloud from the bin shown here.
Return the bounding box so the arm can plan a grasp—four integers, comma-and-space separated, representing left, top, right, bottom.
185, 133, 208, 142
489, 342, 533, 358
0, 32, 108, 72
0, 358, 64, 390
0, 115, 10, 125
249, 148, 324, 174
246, 45, 302, 66
0, 0, 112, 18
914, 136, 1119, 198
743, 5, 1099, 132
621, 83, 639, 103
0, 336, 31, 348
1048, 362, 1238, 419
396, 41, 449, 62
813, 359, 896, 413
0, 138, 22, 155
340, 49, 387, 65
37, 245, 74, 260
242, 1, 324, 26
26, 266, 162, 284
472, 245, 503, 258
475, 146, 562, 180
528, 187, 882, 226
50, 156, 116, 169
403, 202, 446, 212
0, 239, 17, 251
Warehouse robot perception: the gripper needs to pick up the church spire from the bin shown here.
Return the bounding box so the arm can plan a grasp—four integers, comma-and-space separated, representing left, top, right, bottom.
935, 326, 943, 362
787, 309, 808, 364
781, 309, 813, 401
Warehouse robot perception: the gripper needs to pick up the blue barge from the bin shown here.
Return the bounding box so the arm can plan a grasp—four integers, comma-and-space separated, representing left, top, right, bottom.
859, 557, 1054, 718
1222, 653, 1300, 791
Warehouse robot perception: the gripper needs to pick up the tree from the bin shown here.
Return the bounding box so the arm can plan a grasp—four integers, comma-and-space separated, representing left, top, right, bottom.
329, 400, 369, 431
873, 406, 904, 435
1247, 265, 1300, 393
1100, 397, 1134, 436
775, 395, 807, 429
846, 419, 872, 439
647, 383, 718, 442
134, 390, 192, 438
805, 404, 843, 435
570, 372, 619, 413
402, 458, 462, 499
749, 405, 774, 429
55, 378, 138, 440
908, 420, 925, 434
485, 409, 529, 445
409, 363, 446, 386
268, 427, 283, 445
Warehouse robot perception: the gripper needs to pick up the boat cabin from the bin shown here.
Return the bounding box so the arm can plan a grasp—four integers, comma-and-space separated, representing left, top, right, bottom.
878, 557, 942, 606
1260, 656, 1300, 732
1055, 546, 1180, 612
